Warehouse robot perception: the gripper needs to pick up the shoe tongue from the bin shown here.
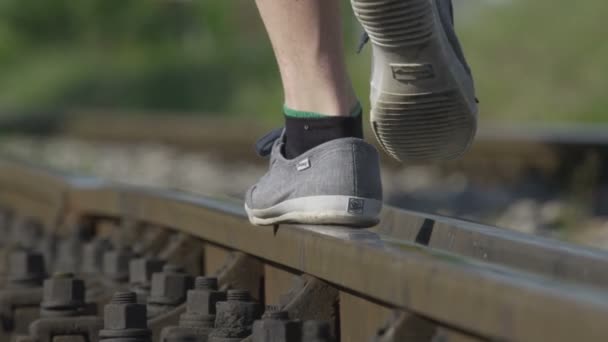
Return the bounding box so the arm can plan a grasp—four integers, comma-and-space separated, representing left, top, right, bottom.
255, 127, 284, 157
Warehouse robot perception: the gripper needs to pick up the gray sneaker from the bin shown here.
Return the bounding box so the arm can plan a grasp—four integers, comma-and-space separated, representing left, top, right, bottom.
352, 0, 478, 161
245, 129, 383, 227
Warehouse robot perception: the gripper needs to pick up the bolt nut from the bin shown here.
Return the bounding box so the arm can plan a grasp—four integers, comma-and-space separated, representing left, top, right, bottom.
184, 277, 225, 316
8, 249, 46, 287
195, 276, 218, 291
55, 236, 84, 273
103, 247, 134, 282
82, 238, 113, 274
211, 289, 263, 339
179, 312, 216, 329
148, 265, 193, 305
252, 309, 301, 342
41, 273, 85, 311
227, 289, 250, 302
104, 292, 148, 330
129, 257, 165, 286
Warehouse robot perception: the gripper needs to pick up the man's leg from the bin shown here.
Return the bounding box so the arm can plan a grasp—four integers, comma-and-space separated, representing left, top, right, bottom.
255, 0, 368, 159
255, 0, 357, 118
245, 0, 383, 227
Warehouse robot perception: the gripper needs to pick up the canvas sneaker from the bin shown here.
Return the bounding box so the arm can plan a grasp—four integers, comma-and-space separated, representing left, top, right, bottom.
245, 129, 383, 227
352, 0, 478, 161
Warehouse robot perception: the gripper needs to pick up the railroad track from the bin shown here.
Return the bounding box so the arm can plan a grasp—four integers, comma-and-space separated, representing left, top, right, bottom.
2, 157, 608, 341
6, 113, 608, 177
7, 114, 608, 235
57, 116, 608, 182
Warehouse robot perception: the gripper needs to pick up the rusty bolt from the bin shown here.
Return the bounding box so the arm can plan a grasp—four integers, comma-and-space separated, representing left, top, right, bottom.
100, 292, 151, 341
208, 289, 264, 341
129, 257, 165, 303
55, 235, 84, 274
103, 246, 134, 282
104, 292, 147, 329
179, 277, 226, 328
7, 249, 46, 288
148, 265, 194, 306
162, 317, 214, 342
82, 238, 113, 274
302, 321, 333, 342
40, 273, 85, 317
194, 277, 218, 291
185, 277, 225, 315
252, 306, 301, 342
129, 257, 166, 286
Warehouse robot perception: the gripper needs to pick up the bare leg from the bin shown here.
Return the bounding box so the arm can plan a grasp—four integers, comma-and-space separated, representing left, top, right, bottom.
255, 0, 357, 117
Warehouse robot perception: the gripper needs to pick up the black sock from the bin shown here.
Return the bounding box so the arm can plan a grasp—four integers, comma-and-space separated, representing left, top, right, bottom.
284, 110, 363, 159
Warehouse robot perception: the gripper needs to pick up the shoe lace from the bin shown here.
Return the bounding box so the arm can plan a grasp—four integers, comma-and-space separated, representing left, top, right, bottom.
255, 127, 283, 157
356, 31, 369, 54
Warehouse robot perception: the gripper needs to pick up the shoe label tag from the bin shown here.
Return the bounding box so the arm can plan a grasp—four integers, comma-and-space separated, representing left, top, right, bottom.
391, 63, 435, 81
296, 158, 311, 171
348, 198, 365, 214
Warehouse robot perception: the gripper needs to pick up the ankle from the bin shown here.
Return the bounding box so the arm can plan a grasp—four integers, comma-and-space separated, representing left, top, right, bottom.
283, 82, 358, 117
283, 101, 359, 118
283, 102, 364, 159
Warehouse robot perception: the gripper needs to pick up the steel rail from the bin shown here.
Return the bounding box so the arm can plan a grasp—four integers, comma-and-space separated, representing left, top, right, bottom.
2, 158, 608, 341
3, 156, 608, 290
377, 209, 608, 289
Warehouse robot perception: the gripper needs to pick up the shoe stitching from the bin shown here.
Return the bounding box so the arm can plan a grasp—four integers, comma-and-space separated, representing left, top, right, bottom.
352, 143, 358, 198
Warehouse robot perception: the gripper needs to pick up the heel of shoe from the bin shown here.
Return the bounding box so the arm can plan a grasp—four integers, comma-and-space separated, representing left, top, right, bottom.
246, 196, 382, 228
371, 89, 477, 161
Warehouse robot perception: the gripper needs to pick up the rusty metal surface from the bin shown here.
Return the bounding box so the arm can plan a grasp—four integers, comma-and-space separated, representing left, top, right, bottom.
377, 208, 608, 289
4, 156, 608, 292
280, 275, 338, 332
4, 159, 608, 340
215, 252, 264, 302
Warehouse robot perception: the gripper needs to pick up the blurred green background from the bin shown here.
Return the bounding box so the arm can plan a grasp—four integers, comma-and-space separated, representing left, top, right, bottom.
0, 0, 606, 123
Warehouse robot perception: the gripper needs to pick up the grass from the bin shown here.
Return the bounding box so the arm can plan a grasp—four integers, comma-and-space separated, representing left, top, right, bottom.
458, 0, 608, 123
1, 0, 607, 124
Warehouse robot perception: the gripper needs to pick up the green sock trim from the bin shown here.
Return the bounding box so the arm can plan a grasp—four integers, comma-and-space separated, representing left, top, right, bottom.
283, 102, 362, 119
350, 102, 363, 117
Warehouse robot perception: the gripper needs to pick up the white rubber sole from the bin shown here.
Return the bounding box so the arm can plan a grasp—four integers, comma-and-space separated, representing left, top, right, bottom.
245, 195, 382, 228
352, 0, 478, 161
